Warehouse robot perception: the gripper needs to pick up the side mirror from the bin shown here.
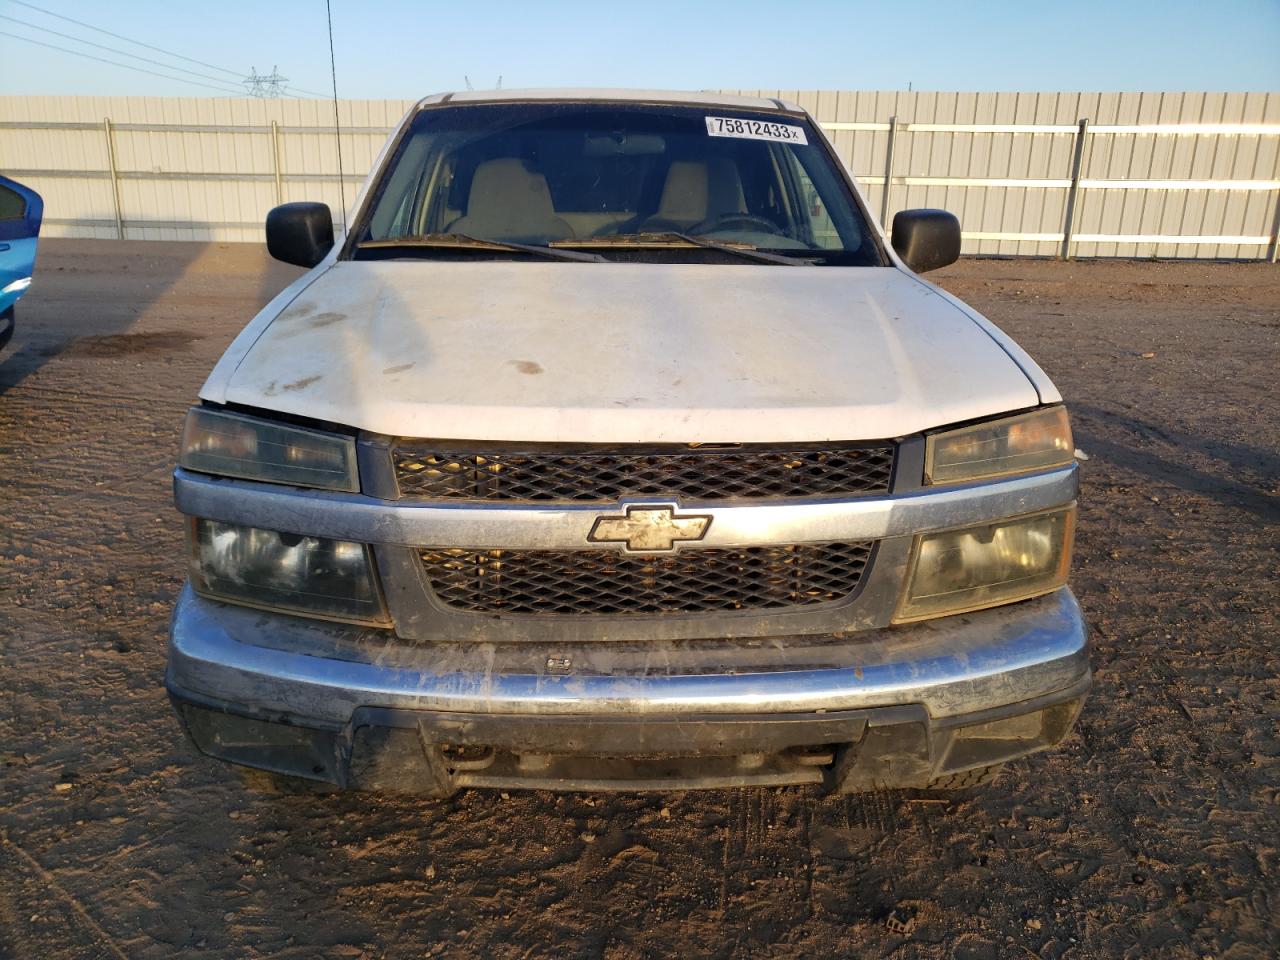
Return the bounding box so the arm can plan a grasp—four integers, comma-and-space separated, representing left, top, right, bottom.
266, 202, 334, 268
891, 209, 961, 274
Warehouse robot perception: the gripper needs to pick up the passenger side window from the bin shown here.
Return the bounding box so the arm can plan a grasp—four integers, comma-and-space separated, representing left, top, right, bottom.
790, 165, 841, 249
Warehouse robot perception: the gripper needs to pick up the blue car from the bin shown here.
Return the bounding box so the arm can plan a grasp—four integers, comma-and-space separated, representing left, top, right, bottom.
0, 174, 43, 349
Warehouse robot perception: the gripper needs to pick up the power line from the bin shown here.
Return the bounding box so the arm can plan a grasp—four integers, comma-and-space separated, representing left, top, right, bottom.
275, 81, 330, 98
0, 14, 251, 89
0, 31, 249, 96
9, 0, 244, 78
7, 1, 329, 99
280, 83, 332, 98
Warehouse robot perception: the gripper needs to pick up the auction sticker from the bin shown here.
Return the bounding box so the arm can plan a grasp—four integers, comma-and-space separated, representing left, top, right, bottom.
705, 116, 808, 145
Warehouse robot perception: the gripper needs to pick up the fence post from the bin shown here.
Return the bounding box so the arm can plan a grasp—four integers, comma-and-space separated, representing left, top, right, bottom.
102, 117, 124, 240
1059, 118, 1089, 260
880, 115, 897, 228
1267, 189, 1280, 263
270, 120, 284, 206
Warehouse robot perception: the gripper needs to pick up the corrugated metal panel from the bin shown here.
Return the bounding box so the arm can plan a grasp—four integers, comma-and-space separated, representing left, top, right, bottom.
2, 92, 1276, 258
0, 95, 414, 242
723, 89, 1279, 259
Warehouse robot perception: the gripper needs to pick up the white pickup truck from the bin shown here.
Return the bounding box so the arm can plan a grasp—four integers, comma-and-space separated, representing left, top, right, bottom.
167, 89, 1088, 795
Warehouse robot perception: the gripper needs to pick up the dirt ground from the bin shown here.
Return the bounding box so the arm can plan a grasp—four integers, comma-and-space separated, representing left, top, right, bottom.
1, 240, 1277, 960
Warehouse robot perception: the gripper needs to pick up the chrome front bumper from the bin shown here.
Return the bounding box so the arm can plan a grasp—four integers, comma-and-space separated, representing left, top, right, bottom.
166, 585, 1090, 793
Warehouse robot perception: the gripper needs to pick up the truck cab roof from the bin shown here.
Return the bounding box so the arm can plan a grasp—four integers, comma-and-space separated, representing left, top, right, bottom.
416, 88, 803, 113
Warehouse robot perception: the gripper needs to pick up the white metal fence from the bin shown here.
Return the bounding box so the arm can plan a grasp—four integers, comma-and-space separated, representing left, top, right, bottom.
2, 91, 1278, 260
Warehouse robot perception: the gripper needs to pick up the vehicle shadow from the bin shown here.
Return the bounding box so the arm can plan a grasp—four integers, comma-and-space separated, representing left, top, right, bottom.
1071, 401, 1279, 523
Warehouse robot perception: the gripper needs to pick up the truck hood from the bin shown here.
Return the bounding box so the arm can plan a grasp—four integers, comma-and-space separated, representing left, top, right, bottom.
211, 261, 1042, 443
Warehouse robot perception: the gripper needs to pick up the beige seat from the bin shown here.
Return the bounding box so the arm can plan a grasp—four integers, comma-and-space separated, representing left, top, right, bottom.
652, 161, 709, 228
448, 158, 574, 242
645, 158, 747, 231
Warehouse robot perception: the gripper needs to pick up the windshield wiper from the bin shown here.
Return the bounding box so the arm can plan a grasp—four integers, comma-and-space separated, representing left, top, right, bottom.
357, 233, 606, 263
553, 231, 809, 266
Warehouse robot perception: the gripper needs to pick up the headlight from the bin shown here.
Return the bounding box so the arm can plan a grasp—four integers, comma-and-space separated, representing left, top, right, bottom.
189, 519, 387, 625
926, 406, 1073, 485
180, 407, 359, 492
895, 507, 1075, 623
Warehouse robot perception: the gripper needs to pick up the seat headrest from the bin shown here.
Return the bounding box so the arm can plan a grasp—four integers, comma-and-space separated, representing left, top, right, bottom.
452, 158, 572, 241
656, 161, 710, 223
654, 158, 747, 227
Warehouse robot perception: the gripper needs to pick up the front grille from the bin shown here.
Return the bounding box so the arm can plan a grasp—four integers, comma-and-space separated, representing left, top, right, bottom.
417, 542, 874, 616
394, 443, 896, 502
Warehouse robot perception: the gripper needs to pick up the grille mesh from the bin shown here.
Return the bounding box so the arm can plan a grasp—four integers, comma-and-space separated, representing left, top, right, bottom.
394, 444, 896, 502
418, 542, 874, 616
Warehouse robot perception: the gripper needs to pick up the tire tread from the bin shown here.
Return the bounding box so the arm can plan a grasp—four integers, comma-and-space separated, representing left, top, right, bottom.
925, 762, 1005, 791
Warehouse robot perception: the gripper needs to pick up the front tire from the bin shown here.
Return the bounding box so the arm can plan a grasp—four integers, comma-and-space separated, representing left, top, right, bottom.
924, 762, 1005, 791
0, 306, 14, 350
239, 767, 338, 795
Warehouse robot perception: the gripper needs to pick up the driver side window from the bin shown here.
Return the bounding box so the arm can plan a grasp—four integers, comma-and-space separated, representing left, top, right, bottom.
0, 184, 26, 221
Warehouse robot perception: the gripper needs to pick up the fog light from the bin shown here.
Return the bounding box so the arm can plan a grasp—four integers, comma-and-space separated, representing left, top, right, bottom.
189, 519, 387, 625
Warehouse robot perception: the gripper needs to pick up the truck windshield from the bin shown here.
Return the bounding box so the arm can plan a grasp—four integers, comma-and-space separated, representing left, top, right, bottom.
354, 102, 882, 266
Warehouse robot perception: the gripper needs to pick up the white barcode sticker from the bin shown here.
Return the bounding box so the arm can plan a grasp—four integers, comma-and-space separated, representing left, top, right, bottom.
705, 116, 808, 145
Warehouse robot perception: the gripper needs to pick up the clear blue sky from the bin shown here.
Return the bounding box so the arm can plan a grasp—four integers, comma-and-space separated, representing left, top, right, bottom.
1, 0, 1277, 98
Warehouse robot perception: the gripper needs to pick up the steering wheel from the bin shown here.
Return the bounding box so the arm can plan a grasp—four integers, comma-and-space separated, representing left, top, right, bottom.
690, 213, 784, 236
591, 217, 688, 238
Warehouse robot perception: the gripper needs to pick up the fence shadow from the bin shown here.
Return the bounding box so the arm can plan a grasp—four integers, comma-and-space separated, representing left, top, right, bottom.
0, 237, 303, 399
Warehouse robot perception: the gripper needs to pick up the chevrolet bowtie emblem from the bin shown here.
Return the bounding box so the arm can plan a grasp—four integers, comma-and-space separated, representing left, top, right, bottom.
587, 504, 712, 553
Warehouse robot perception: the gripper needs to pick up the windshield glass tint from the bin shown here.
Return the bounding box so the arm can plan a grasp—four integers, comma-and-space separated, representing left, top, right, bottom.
358, 102, 881, 265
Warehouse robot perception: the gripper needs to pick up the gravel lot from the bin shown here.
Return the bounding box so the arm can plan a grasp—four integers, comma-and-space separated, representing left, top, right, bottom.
1, 240, 1277, 960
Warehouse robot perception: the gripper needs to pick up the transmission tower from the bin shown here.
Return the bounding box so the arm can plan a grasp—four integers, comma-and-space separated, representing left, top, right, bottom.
244, 66, 289, 97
